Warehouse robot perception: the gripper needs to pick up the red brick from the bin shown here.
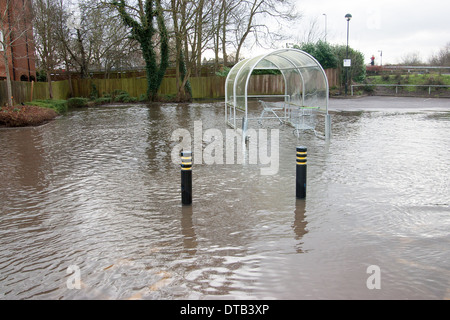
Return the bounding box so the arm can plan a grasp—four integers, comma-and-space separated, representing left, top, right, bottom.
0, 0, 36, 82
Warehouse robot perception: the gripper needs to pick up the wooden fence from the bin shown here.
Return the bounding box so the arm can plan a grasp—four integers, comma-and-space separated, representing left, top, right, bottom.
1, 69, 338, 106
0, 80, 71, 105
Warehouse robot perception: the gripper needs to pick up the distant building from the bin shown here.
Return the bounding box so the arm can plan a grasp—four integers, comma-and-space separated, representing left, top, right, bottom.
0, 0, 36, 82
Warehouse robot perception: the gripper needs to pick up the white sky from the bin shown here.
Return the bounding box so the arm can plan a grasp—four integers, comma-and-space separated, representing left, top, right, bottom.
245, 0, 450, 65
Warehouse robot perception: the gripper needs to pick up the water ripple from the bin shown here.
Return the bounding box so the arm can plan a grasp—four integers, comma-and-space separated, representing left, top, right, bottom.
1, 102, 449, 299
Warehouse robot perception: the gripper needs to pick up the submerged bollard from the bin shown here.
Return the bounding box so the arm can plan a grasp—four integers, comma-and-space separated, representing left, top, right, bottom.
296, 146, 307, 199
181, 150, 192, 205
325, 114, 332, 140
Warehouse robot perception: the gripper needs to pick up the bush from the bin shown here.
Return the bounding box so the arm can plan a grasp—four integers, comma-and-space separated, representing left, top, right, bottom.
68, 97, 89, 108
215, 66, 231, 77
0, 105, 58, 127
94, 97, 112, 105
296, 40, 338, 69
425, 76, 444, 86
363, 85, 375, 94
90, 83, 99, 100
111, 90, 128, 99
112, 91, 138, 103
114, 92, 131, 102
138, 94, 148, 102
28, 99, 68, 114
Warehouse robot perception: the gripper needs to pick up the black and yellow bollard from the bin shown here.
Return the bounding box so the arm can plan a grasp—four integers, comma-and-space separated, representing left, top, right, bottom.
296, 146, 307, 199
181, 150, 192, 205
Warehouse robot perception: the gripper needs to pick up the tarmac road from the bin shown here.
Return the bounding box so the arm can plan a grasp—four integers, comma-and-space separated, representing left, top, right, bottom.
329, 96, 450, 112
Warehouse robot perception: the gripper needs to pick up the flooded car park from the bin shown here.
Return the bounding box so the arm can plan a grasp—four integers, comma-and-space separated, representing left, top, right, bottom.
0, 96, 448, 299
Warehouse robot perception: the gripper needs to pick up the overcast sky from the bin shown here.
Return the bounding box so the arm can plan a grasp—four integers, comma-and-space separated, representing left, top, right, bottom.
289, 0, 450, 65
244, 0, 450, 65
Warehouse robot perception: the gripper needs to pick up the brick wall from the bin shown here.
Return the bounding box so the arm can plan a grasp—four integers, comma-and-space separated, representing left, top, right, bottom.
0, 0, 36, 82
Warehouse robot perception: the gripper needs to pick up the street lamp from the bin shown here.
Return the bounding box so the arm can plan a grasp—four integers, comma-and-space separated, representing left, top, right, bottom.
345, 13, 352, 96
323, 14, 327, 43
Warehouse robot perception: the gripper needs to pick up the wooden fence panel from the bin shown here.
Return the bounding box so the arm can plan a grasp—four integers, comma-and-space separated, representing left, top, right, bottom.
325, 68, 338, 88
0, 81, 9, 105
1, 80, 32, 105
33, 82, 50, 100
1, 69, 338, 106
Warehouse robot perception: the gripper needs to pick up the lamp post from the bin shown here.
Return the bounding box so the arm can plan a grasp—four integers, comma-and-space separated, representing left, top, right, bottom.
345, 13, 352, 96
323, 13, 327, 43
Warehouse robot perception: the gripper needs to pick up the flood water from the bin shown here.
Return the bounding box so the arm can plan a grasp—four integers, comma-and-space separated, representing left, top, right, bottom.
0, 96, 449, 300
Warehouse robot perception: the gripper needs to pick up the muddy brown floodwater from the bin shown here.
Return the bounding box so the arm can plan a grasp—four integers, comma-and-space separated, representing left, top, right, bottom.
0, 96, 449, 300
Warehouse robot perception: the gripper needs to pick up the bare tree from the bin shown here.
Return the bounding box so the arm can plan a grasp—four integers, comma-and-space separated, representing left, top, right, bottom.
294, 17, 323, 45
33, 0, 61, 98
79, 0, 141, 74
429, 42, 450, 66
230, 0, 299, 63
169, 0, 192, 101
400, 51, 423, 66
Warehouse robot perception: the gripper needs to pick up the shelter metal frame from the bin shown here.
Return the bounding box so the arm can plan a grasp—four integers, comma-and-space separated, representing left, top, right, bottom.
224, 48, 331, 139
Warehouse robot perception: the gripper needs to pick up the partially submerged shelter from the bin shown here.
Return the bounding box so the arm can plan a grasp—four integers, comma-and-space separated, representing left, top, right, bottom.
225, 48, 331, 139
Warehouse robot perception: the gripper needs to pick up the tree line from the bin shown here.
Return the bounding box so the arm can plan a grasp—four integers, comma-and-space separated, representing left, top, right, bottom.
29, 0, 298, 102
295, 41, 366, 90
400, 42, 450, 66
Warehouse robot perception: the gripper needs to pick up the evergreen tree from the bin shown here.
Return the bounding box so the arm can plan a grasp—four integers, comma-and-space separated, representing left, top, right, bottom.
296, 41, 365, 88
112, 0, 169, 101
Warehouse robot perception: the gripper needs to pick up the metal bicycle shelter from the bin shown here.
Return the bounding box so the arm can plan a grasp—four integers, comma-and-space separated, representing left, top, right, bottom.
225, 48, 331, 139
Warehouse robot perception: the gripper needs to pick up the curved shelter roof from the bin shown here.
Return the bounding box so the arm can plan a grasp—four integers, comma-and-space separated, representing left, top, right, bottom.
225, 48, 329, 117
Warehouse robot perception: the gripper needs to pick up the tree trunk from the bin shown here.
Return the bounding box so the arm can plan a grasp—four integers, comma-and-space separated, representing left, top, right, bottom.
46, 70, 53, 99
113, 0, 170, 101
3, 52, 14, 107
170, 0, 192, 102
195, 0, 204, 76
76, 29, 89, 79
221, 0, 228, 66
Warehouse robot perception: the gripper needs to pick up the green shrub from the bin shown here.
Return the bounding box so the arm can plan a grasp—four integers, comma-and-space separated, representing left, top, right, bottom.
68, 97, 89, 108
90, 83, 99, 100
363, 85, 375, 94
124, 96, 138, 103
111, 90, 128, 99
113, 91, 138, 103
94, 97, 112, 105
138, 94, 148, 102
28, 99, 68, 114
215, 67, 231, 77
114, 93, 130, 102
296, 41, 338, 69
425, 76, 444, 86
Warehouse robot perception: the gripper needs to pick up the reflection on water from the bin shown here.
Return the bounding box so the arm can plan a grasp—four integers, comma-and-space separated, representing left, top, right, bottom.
0, 100, 449, 300
293, 199, 308, 254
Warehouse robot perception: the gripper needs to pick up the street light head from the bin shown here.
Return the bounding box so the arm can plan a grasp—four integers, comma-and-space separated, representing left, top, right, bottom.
345, 13, 352, 21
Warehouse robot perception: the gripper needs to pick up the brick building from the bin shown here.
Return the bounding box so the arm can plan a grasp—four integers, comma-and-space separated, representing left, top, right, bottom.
0, 0, 36, 82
